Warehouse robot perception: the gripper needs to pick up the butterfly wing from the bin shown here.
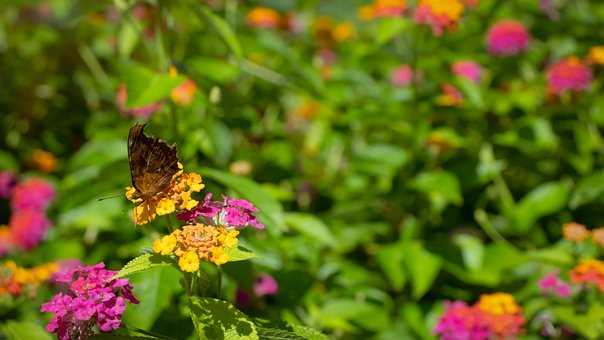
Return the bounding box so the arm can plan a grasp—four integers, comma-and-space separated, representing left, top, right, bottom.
127, 124, 180, 197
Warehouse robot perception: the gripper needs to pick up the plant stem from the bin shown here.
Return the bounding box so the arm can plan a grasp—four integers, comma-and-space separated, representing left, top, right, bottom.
217, 267, 222, 298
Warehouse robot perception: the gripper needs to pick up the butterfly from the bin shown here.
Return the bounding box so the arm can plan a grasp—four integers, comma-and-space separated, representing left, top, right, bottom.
127, 124, 180, 203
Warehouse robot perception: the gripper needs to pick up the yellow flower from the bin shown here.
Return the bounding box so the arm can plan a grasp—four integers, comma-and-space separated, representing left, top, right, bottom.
125, 169, 204, 225
421, 0, 464, 20
211, 247, 229, 265
332, 22, 356, 43
178, 251, 200, 272
477, 293, 521, 316
588, 46, 604, 65
152, 234, 177, 255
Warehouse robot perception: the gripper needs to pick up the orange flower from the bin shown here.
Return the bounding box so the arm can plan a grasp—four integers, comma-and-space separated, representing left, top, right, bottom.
247, 7, 280, 29
332, 22, 356, 43
171, 79, 198, 106
31, 149, 57, 173
570, 259, 604, 292
588, 46, 604, 65
592, 228, 604, 246
476, 293, 525, 338
562, 222, 590, 242
476, 292, 521, 316
437, 83, 463, 106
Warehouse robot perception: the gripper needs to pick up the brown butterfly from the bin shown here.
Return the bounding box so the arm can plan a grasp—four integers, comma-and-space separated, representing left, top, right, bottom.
127, 124, 180, 202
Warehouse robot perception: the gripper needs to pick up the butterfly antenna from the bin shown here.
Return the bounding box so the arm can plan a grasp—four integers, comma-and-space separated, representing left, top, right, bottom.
97, 194, 122, 201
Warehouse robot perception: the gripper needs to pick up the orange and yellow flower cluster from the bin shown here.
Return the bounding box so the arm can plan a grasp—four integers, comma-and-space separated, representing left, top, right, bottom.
414, 0, 465, 36
359, 0, 407, 21
152, 223, 239, 272
0, 261, 59, 297
562, 222, 604, 246
570, 259, 604, 292
125, 165, 203, 225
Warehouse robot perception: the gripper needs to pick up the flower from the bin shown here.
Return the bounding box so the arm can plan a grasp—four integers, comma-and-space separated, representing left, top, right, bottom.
10, 177, 55, 211
588, 46, 604, 65
177, 193, 264, 229
9, 209, 51, 250
153, 224, 240, 271
391, 64, 414, 87
437, 83, 463, 106
332, 22, 356, 43
0, 227, 14, 256
476, 293, 525, 338
570, 259, 604, 292
562, 222, 590, 242
434, 301, 491, 340
253, 273, 279, 297
452, 61, 482, 83
30, 149, 57, 173
247, 7, 280, 29
538, 271, 572, 297
547, 57, 592, 96
171, 79, 197, 106
229, 160, 253, 176
116, 83, 163, 119
358, 0, 406, 20
414, 0, 464, 36
592, 228, 604, 246
476, 292, 520, 316
152, 234, 177, 255
41, 263, 138, 340
486, 20, 529, 56
0, 261, 62, 298
125, 169, 204, 225
0, 171, 16, 199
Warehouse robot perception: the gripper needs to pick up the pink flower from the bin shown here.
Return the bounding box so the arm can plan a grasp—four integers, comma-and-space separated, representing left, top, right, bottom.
452, 61, 482, 83
177, 193, 264, 229
253, 273, 278, 297
486, 20, 529, 56
391, 64, 414, 87
547, 56, 592, 96
538, 272, 572, 298
10, 178, 55, 211
9, 209, 51, 250
0, 171, 16, 199
434, 301, 491, 340
41, 263, 138, 340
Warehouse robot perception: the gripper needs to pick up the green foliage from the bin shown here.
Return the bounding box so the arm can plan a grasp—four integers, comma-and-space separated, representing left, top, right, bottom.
189, 297, 258, 340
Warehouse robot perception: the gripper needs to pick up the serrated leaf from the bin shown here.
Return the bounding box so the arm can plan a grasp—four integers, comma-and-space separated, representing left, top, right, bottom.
256, 327, 305, 340
227, 246, 256, 262
289, 325, 328, 340
115, 253, 174, 279
189, 297, 258, 340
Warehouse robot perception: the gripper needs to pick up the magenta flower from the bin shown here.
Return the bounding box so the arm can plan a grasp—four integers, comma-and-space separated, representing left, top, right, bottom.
0, 171, 16, 199
177, 193, 264, 229
253, 273, 279, 297
391, 64, 414, 87
9, 209, 51, 250
434, 301, 491, 340
547, 57, 592, 96
538, 272, 572, 298
41, 263, 138, 340
486, 20, 529, 56
452, 61, 482, 83
10, 178, 55, 211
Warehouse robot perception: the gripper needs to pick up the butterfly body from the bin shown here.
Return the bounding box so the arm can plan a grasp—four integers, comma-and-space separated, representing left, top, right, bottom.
127, 124, 180, 203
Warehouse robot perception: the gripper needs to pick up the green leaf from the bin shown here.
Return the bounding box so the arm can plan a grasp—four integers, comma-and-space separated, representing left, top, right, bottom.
200, 167, 285, 233
374, 18, 410, 45
256, 327, 305, 340
552, 305, 604, 339
58, 198, 124, 231
377, 243, 407, 291
197, 6, 242, 58
318, 299, 390, 332
120, 62, 184, 108
1, 321, 52, 340
512, 180, 572, 232
122, 266, 181, 330
283, 212, 336, 247
403, 242, 442, 300
452, 234, 484, 271
115, 253, 174, 279
227, 246, 256, 262
570, 170, 604, 208
411, 171, 462, 211
190, 57, 240, 83
288, 325, 328, 340
189, 297, 258, 340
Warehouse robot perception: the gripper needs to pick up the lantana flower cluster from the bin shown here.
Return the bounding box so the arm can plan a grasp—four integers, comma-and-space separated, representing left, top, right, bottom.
546, 56, 592, 96
125, 164, 203, 225
151, 193, 263, 272
40, 263, 138, 340
434, 293, 525, 340
0, 260, 63, 298
562, 221, 604, 246
0, 172, 55, 255
358, 0, 407, 20
570, 259, 604, 292
414, 0, 465, 36
486, 20, 530, 56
